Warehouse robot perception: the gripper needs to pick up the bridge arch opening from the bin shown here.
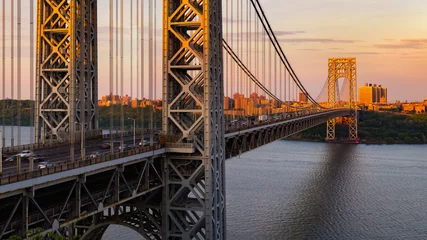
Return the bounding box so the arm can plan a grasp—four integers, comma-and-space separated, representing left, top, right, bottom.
81, 222, 149, 240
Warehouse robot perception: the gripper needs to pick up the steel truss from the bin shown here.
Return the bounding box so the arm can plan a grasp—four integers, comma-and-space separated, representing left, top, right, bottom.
0, 157, 163, 239
36, 0, 98, 143
163, 0, 226, 239
225, 110, 349, 157
326, 58, 358, 140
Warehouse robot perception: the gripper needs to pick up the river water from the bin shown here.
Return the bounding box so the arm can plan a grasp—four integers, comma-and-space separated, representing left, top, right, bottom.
102, 140, 427, 240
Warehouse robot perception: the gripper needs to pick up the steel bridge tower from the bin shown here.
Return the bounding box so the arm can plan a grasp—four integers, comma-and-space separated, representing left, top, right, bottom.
35, 0, 98, 143
326, 58, 358, 141
163, 0, 226, 239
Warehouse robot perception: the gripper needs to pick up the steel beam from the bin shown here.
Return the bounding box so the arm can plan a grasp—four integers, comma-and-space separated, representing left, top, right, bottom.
36, 0, 98, 143
326, 58, 358, 141
163, 0, 226, 239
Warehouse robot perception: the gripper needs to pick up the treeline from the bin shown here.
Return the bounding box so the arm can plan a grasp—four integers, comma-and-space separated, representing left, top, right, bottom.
98, 105, 162, 129
0, 99, 34, 126
293, 111, 427, 144
0, 100, 162, 130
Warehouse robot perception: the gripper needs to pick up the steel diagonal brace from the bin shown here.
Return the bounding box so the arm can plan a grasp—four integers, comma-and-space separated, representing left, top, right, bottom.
119, 171, 133, 194
0, 196, 22, 238
82, 183, 99, 210
101, 170, 117, 204
150, 163, 163, 182
30, 197, 52, 225
58, 181, 77, 220
135, 162, 148, 192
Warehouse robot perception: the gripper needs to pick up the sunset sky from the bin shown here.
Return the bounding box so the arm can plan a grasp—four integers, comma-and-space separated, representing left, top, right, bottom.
0, 0, 426, 102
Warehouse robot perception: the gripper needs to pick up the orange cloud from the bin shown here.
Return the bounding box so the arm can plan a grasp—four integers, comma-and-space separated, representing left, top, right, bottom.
374, 38, 427, 49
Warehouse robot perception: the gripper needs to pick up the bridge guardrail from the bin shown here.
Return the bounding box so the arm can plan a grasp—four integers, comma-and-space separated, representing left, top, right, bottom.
2, 129, 103, 154
0, 144, 163, 186
2, 128, 162, 154
224, 109, 348, 134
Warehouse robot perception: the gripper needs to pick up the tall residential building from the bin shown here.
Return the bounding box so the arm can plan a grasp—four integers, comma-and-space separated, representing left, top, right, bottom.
359, 83, 387, 104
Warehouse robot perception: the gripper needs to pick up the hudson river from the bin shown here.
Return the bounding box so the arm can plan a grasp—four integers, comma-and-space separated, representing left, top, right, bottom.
102, 140, 427, 239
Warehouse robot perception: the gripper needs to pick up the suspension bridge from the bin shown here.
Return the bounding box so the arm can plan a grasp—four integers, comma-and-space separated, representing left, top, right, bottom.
0, 0, 358, 239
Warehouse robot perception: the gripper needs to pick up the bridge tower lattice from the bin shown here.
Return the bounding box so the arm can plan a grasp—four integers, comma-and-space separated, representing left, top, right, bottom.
35, 0, 98, 143
326, 58, 358, 141
163, 0, 226, 239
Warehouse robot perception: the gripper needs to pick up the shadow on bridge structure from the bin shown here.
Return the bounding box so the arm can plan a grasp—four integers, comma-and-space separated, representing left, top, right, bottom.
0, 0, 358, 239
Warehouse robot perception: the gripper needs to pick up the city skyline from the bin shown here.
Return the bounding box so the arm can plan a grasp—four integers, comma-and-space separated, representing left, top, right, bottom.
0, 0, 426, 102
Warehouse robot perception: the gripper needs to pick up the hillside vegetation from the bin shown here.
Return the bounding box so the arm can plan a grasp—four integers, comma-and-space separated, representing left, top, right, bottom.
294, 111, 427, 144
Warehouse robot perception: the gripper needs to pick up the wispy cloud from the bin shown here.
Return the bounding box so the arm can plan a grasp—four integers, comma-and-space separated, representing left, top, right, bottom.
298, 48, 322, 51
279, 38, 360, 44
225, 30, 305, 39
341, 52, 380, 55
275, 31, 306, 36
374, 38, 427, 49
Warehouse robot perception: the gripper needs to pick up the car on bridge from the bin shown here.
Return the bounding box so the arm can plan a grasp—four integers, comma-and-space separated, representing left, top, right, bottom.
100, 143, 110, 149
31, 154, 46, 162
89, 152, 102, 158
17, 150, 33, 159
139, 140, 150, 146
118, 144, 134, 151
38, 162, 53, 169
4, 155, 17, 163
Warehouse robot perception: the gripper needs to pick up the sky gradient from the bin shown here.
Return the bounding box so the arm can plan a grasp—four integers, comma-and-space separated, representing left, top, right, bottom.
0, 0, 426, 102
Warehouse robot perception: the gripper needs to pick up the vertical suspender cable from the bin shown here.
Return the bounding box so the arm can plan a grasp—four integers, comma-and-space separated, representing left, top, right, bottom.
225, 0, 228, 122
230, 1, 234, 118
130, 0, 133, 99
30, 0, 35, 159
148, 0, 153, 145
120, 0, 124, 151
115, 0, 119, 134
262, 24, 265, 106
109, 0, 114, 153
136, 0, 139, 134
11, 0, 14, 147
240, 0, 243, 98
141, 0, 145, 142
248, 0, 251, 97
237, 0, 240, 99
153, 0, 157, 131
1, 0, 5, 147
254, 16, 260, 94
274, 52, 277, 104
288, 69, 290, 103
268, 35, 271, 115
279, 58, 282, 108
17, 0, 21, 148
80, 0, 86, 159
227, 0, 231, 104
236, 0, 239, 101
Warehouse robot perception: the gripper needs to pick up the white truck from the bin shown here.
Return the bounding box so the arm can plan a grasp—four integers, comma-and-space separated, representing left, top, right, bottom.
258, 115, 268, 122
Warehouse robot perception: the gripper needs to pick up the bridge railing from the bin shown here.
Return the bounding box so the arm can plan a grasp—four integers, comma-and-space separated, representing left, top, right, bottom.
2, 128, 161, 154
0, 144, 163, 186
101, 128, 160, 140
1, 129, 103, 154
225, 108, 327, 134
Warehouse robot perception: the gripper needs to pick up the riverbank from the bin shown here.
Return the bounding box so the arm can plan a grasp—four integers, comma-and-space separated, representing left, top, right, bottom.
290, 111, 427, 144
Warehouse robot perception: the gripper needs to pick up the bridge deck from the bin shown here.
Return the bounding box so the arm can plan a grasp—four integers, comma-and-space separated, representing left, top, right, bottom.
0, 109, 350, 194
